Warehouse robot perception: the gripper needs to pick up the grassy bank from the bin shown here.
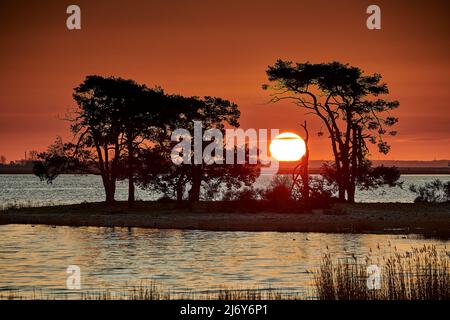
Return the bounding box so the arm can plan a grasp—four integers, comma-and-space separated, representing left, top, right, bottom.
0, 201, 449, 237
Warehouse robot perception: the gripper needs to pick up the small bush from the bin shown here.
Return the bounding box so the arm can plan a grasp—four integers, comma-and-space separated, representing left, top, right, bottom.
222, 187, 262, 202
221, 176, 335, 212
308, 176, 334, 202
156, 195, 174, 202
409, 179, 450, 203
262, 176, 293, 203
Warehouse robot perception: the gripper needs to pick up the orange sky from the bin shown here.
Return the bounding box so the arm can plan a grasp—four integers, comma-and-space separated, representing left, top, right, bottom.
0, 0, 449, 161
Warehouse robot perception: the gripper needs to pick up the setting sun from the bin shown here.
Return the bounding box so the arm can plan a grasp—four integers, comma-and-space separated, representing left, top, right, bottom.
270, 132, 306, 161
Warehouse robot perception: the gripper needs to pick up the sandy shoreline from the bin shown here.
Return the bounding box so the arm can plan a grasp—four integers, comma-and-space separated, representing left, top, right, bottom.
1, 202, 449, 237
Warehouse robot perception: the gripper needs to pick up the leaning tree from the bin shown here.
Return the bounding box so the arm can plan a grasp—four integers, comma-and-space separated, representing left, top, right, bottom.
265, 60, 400, 202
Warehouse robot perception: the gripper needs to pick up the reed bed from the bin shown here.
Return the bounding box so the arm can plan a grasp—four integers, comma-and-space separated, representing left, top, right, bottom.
315, 245, 449, 300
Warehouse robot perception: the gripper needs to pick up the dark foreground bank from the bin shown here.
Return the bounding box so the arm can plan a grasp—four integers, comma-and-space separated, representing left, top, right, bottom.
1, 202, 449, 237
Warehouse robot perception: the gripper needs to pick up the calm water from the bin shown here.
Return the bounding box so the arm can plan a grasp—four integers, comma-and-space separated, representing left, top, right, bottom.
0, 225, 448, 299
1, 174, 450, 208
0, 174, 449, 299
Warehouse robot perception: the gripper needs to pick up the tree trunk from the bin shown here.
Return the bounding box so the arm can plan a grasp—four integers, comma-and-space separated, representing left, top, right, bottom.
300, 121, 310, 200
348, 125, 359, 204
338, 184, 346, 202
176, 177, 184, 203
341, 154, 351, 202
300, 160, 309, 200
335, 164, 346, 202
176, 188, 183, 202
128, 176, 135, 207
332, 155, 346, 202
189, 166, 202, 203
347, 185, 355, 203
103, 178, 116, 204
127, 141, 135, 208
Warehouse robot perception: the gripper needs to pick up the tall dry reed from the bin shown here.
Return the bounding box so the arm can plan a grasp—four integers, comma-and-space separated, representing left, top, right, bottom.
315, 245, 449, 300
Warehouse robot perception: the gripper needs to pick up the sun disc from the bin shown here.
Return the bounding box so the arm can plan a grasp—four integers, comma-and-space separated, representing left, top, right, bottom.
270, 132, 306, 161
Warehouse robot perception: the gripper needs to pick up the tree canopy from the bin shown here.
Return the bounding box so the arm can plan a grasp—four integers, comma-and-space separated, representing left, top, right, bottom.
265, 60, 400, 202
34, 75, 259, 206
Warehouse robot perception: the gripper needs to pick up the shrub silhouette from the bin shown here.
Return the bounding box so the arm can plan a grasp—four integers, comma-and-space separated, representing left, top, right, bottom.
409, 179, 450, 203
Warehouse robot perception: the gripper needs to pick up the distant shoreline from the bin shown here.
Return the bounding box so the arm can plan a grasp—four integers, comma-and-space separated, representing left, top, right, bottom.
1, 202, 449, 238
1, 167, 450, 175
280, 167, 450, 175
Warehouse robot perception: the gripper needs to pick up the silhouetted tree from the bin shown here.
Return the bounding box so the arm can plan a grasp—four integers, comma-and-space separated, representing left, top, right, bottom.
322, 161, 402, 197
34, 76, 260, 206
291, 121, 310, 200
265, 60, 400, 202
135, 145, 188, 202
136, 95, 260, 203
35, 76, 166, 205
33, 137, 88, 182
102, 81, 166, 207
